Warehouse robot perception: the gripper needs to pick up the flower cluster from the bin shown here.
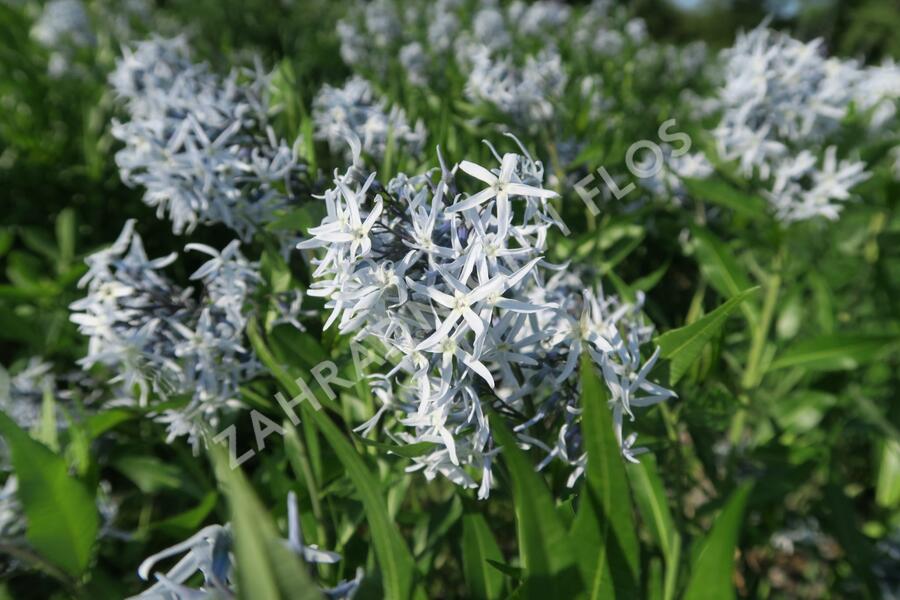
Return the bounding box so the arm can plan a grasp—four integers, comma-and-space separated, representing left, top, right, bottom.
69, 219, 261, 445
30, 0, 95, 76
312, 75, 426, 162
334, 0, 711, 146
464, 46, 568, 127
130, 492, 362, 599
337, 0, 574, 128
713, 25, 900, 221
0, 359, 55, 432
299, 140, 674, 497
110, 36, 307, 239
637, 144, 715, 204
30, 0, 94, 48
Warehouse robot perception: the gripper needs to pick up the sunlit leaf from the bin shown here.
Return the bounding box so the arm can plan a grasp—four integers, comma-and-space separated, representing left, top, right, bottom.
0, 412, 98, 577
657, 287, 760, 384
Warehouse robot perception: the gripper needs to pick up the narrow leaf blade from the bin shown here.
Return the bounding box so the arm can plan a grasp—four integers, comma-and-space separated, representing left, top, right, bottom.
570, 353, 640, 599
683, 484, 752, 600
462, 512, 504, 600
656, 287, 760, 384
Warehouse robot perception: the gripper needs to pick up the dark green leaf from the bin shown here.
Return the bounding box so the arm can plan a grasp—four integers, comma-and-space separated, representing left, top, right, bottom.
682, 178, 768, 219
627, 455, 677, 562
210, 445, 323, 600
691, 228, 758, 325
308, 408, 420, 600
356, 436, 436, 459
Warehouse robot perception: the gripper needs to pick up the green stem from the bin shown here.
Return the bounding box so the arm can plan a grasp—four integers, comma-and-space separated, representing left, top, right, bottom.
742, 254, 782, 389
0, 542, 74, 587
286, 423, 328, 547
662, 533, 681, 600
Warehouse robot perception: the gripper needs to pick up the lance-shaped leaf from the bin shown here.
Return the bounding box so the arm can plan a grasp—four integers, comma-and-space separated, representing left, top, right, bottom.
247, 323, 419, 598
656, 287, 760, 384
683, 483, 752, 600
568, 353, 640, 599
768, 334, 897, 372
691, 227, 758, 326
461, 512, 504, 600
210, 444, 323, 600
491, 415, 579, 599
627, 455, 677, 563
307, 406, 421, 600
682, 178, 768, 219
0, 411, 98, 578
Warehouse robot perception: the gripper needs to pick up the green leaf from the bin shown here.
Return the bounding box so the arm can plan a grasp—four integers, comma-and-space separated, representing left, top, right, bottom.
461, 512, 504, 600
656, 287, 760, 384
85, 408, 137, 439
0, 229, 13, 259
266, 205, 320, 232
768, 334, 897, 372
307, 407, 420, 600
113, 455, 201, 497
249, 310, 415, 599
210, 445, 323, 600
682, 178, 768, 219
683, 483, 752, 600
35, 386, 58, 452
822, 484, 880, 597
55, 208, 76, 267
631, 260, 670, 293
356, 436, 436, 459
876, 439, 900, 509
269, 325, 329, 370
0, 411, 98, 577
627, 455, 677, 562
490, 415, 578, 599
808, 273, 834, 334
691, 228, 758, 325
153, 492, 219, 537
260, 245, 293, 294
569, 354, 639, 599
486, 559, 522, 579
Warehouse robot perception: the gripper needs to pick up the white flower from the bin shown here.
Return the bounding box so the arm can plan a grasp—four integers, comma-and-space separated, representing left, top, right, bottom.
299, 143, 673, 495
70, 221, 261, 445
451, 153, 558, 217
131, 493, 361, 599
110, 37, 306, 239
712, 23, 894, 221
312, 76, 426, 161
